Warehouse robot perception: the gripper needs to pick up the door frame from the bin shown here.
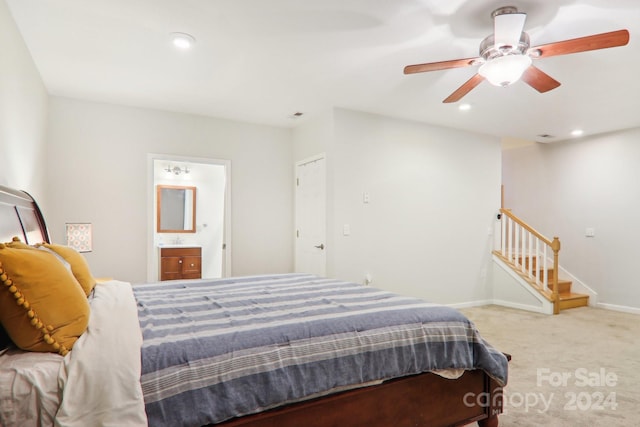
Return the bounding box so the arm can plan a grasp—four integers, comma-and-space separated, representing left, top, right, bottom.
147, 153, 232, 282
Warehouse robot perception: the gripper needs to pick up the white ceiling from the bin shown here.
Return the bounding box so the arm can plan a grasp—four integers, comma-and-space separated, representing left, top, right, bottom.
6, 0, 640, 143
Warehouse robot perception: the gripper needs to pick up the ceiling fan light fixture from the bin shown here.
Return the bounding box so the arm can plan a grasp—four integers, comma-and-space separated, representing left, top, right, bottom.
479, 54, 532, 87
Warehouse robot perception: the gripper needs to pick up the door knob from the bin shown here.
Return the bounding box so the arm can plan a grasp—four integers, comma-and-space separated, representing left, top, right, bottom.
314, 244, 325, 250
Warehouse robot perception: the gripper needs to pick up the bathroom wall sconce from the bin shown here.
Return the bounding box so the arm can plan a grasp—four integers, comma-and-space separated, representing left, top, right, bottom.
66, 223, 92, 253
165, 164, 190, 175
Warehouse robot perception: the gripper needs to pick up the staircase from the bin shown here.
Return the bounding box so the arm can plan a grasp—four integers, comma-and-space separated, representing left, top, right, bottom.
552, 281, 589, 310
520, 256, 589, 311
494, 209, 590, 314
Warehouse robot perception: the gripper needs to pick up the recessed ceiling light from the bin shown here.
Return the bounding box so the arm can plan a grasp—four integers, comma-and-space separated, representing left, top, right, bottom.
570, 129, 584, 137
458, 103, 472, 111
171, 32, 196, 49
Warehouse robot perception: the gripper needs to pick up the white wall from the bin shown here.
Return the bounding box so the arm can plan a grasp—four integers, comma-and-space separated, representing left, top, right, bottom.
294, 108, 502, 304
46, 97, 293, 283
0, 0, 48, 207
291, 110, 333, 161
502, 130, 640, 311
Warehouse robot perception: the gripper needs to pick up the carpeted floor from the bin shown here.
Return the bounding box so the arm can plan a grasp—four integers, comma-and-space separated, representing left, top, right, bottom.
460, 305, 640, 426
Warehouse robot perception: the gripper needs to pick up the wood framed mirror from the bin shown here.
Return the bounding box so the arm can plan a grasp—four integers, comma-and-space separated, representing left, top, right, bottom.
156, 185, 196, 233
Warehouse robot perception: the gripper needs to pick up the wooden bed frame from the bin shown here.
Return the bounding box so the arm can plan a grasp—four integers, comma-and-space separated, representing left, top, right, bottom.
217, 369, 504, 427
0, 185, 50, 245
0, 184, 506, 427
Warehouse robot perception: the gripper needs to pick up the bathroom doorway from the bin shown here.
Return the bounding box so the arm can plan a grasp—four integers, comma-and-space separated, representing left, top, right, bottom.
147, 154, 231, 282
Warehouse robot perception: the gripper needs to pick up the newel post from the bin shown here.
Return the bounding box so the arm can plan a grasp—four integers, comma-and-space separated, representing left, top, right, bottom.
551, 237, 561, 314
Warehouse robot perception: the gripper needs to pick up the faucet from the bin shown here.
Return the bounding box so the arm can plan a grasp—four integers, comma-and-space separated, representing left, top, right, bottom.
173, 235, 183, 245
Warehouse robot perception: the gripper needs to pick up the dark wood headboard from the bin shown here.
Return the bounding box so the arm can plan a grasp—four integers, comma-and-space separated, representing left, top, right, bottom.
0, 185, 50, 245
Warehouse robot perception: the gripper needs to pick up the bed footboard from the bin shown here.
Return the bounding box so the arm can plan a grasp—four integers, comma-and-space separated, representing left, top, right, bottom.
215, 369, 503, 427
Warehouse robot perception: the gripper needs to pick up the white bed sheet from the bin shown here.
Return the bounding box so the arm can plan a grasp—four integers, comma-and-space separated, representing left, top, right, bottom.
0, 347, 62, 427
55, 280, 147, 427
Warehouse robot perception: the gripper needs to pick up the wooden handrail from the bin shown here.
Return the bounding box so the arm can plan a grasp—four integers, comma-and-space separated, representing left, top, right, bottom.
497, 209, 561, 314
499, 209, 553, 247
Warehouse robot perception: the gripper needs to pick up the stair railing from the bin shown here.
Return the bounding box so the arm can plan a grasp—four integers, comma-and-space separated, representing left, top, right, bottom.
496, 209, 561, 314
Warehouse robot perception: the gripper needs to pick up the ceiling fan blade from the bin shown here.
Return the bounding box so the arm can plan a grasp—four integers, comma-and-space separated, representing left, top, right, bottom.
531, 29, 629, 58
443, 74, 485, 103
521, 66, 561, 93
494, 11, 527, 49
404, 57, 479, 74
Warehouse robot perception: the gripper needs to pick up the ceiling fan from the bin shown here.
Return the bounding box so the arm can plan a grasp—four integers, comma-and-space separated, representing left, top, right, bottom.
404, 6, 630, 103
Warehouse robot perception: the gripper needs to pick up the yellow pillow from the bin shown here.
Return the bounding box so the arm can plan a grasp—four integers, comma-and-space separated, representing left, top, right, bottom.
0, 244, 89, 355
7, 237, 76, 285
5, 236, 33, 250
39, 243, 96, 297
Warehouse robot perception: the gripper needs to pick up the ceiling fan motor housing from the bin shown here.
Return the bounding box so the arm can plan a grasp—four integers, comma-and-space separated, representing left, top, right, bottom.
491, 6, 519, 18
479, 31, 531, 61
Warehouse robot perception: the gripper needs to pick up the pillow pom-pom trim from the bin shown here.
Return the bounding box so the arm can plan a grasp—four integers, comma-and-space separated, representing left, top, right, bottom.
0, 264, 69, 356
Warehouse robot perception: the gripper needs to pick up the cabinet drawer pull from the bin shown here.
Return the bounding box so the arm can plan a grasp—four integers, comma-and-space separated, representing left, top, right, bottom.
178, 260, 183, 263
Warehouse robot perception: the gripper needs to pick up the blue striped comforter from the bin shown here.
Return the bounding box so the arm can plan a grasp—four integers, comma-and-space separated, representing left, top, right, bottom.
133, 274, 508, 427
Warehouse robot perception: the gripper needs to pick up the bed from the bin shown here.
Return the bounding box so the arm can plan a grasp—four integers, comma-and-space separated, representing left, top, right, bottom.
0, 184, 508, 427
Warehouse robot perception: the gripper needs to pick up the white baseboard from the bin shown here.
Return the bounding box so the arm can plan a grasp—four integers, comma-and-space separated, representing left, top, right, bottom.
596, 303, 640, 315
448, 300, 492, 309
490, 299, 553, 314
449, 299, 552, 314
451, 300, 640, 316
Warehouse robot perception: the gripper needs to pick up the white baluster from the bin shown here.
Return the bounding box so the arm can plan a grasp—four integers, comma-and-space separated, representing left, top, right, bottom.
527, 231, 533, 279
542, 246, 548, 291
535, 237, 540, 287
507, 218, 513, 261
514, 223, 520, 269
519, 225, 524, 272
501, 213, 507, 257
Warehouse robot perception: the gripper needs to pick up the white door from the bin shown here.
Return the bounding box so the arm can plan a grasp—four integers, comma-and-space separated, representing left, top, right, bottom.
295, 155, 326, 276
